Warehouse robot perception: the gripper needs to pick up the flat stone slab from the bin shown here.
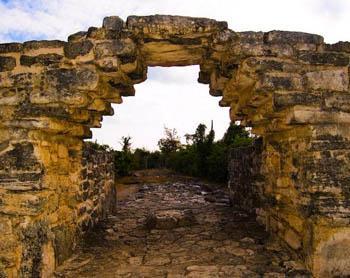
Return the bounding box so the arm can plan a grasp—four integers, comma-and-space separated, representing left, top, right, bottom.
145, 209, 196, 230
55, 181, 310, 277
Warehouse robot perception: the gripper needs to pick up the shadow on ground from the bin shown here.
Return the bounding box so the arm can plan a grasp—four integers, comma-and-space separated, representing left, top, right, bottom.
55, 170, 310, 278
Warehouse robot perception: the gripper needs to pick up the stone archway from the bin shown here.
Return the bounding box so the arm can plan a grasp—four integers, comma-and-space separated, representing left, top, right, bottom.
1, 15, 350, 277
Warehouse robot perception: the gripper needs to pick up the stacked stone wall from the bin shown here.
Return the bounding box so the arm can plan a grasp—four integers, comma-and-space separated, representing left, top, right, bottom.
78, 143, 116, 235
0, 140, 115, 277
228, 138, 264, 214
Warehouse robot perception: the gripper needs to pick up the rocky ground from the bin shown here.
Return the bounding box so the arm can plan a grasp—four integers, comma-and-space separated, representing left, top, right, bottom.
55, 172, 310, 277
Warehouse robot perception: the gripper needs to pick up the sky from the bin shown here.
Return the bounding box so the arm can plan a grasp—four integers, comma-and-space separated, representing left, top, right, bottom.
1, 0, 349, 150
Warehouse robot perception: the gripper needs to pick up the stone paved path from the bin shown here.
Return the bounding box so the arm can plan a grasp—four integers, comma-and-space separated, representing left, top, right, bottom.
55, 178, 310, 277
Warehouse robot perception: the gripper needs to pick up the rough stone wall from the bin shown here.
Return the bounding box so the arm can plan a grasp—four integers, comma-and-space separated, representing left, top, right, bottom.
223, 34, 350, 277
1, 14, 350, 276
0, 139, 115, 277
228, 138, 264, 214
78, 143, 116, 237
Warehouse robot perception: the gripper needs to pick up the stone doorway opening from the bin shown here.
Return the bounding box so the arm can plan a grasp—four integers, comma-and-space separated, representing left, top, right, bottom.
89, 65, 230, 151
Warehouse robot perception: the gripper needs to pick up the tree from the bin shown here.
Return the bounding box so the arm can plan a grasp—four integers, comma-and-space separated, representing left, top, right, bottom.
121, 136, 132, 153
132, 148, 151, 169
222, 123, 252, 147
115, 136, 133, 176
165, 122, 254, 182
158, 127, 181, 154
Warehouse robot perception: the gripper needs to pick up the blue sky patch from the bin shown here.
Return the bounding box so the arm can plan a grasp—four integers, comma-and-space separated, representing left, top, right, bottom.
1, 31, 47, 43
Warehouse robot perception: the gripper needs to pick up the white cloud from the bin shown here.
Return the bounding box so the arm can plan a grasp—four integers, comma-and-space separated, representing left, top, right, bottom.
91, 66, 230, 150
1, 0, 350, 43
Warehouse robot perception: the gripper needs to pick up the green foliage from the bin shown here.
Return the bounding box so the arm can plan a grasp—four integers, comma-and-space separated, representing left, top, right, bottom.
105, 122, 254, 181
114, 136, 133, 176
222, 123, 253, 147
165, 122, 254, 182
121, 136, 132, 152
157, 127, 182, 154
168, 145, 198, 176
88, 140, 112, 151
206, 142, 228, 182
131, 148, 163, 170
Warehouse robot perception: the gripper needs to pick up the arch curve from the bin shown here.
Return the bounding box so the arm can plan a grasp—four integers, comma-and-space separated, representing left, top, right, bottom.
1, 15, 350, 277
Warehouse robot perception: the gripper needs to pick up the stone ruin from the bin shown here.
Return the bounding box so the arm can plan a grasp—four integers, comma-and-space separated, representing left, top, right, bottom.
1, 14, 350, 277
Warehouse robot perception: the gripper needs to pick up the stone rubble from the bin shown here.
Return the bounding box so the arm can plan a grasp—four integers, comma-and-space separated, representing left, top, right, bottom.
55, 179, 310, 277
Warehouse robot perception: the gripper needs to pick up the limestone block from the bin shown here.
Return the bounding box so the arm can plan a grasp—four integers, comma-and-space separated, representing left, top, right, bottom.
264, 43, 295, 57
310, 226, 350, 277
324, 91, 350, 112
256, 74, 304, 91
102, 16, 124, 32
0, 88, 26, 106
305, 68, 349, 92
145, 209, 196, 229
273, 92, 323, 110
64, 40, 94, 59
20, 53, 63, 67
234, 32, 265, 57
68, 31, 87, 42
94, 39, 136, 59
1, 72, 35, 89
127, 15, 227, 38
0, 218, 12, 235
30, 88, 90, 106
325, 41, 350, 53
0, 43, 23, 53
284, 228, 301, 250
87, 99, 113, 114
95, 57, 119, 72
0, 56, 16, 72
23, 40, 66, 51
211, 29, 238, 51
16, 104, 72, 120
44, 68, 99, 91
264, 31, 323, 46
298, 51, 349, 66
245, 57, 284, 72
142, 41, 205, 66
0, 191, 54, 216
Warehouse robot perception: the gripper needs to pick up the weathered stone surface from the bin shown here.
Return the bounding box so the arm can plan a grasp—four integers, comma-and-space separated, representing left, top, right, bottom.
20, 53, 63, 66
94, 39, 136, 58
45, 68, 99, 91
23, 40, 66, 51
0, 142, 43, 191
0, 56, 16, 72
55, 174, 309, 277
64, 40, 94, 59
273, 92, 323, 110
325, 41, 350, 53
102, 16, 124, 32
298, 51, 349, 66
19, 221, 50, 277
264, 31, 324, 45
95, 57, 119, 72
0, 42, 23, 53
306, 68, 349, 91
127, 15, 227, 38
67, 31, 87, 42
145, 209, 196, 229
228, 139, 263, 214
78, 142, 116, 233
